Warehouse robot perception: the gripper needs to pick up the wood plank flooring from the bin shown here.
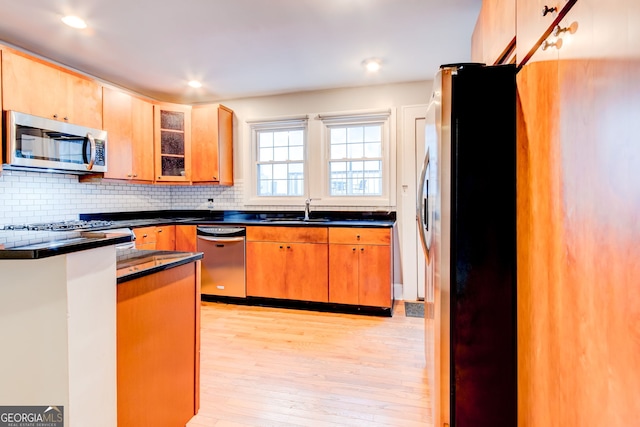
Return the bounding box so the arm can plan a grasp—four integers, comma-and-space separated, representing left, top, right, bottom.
187, 300, 432, 427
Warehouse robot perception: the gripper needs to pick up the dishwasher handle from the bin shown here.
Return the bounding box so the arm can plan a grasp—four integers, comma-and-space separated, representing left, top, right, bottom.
197, 235, 245, 243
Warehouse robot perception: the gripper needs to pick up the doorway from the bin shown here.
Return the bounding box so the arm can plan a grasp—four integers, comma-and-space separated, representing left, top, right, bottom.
399, 104, 428, 301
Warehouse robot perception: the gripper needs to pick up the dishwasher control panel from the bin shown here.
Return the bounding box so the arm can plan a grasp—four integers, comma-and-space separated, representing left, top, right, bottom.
197, 226, 245, 237
197, 226, 246, 298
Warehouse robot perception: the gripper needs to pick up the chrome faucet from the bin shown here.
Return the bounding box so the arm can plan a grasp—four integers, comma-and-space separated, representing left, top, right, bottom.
304, 198, 311, 221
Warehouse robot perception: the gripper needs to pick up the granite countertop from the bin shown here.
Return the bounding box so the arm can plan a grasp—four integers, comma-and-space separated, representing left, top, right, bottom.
0, 233, 132, 260
80, 209, 397, 230
116, 249, 204, 283
0, 210, 395, 260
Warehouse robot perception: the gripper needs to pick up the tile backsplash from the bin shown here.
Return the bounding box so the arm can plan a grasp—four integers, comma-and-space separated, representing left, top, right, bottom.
0, 170, 243, 247
0, 170, 387, 247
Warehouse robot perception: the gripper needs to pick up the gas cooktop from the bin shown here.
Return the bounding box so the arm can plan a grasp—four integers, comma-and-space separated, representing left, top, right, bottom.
1, 219, 115, 231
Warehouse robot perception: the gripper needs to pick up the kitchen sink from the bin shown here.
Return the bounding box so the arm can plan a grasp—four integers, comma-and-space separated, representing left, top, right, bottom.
260, 217, 330, 223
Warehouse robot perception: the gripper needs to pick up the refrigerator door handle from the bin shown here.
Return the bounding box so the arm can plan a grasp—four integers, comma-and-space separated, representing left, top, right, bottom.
417, 146, 432, 260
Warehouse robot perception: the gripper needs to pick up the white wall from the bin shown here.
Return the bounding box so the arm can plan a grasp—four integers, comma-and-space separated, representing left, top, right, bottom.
217, 80, 432, 181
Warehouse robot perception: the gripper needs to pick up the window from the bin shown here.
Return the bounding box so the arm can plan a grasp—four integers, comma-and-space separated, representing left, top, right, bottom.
257, 128, 304, 196
328, 124, 383, 196
318, 109, 394, 207
247, 116, 308, 203
245, 110, 395, 208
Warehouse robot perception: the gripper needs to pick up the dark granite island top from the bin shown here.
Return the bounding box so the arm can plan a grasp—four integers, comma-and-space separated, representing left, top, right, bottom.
116, 249, 204, 283
0, 233, 132, 259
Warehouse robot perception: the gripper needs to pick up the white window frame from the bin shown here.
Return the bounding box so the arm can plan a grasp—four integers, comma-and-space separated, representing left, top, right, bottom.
243, 109, 396, 208
244, 115, 309, 206
314, 109, 396, 207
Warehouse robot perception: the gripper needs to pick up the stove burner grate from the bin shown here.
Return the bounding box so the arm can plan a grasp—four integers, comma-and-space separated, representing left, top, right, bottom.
2, 220, 114, 231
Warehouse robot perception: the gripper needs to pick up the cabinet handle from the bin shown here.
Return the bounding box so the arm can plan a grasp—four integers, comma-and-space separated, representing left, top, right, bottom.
279, 245, 284, 249
360, 248, 365, 252
542, 38, 563, 51
552, 22, 578, 37
352, 247, 356, 251
53, 114, 58, 119
356, 235, 361, 240
133, 174, 138, 178
541, 5, 557, 16
63, 116, 69, 121
142, 234, 148, 238
127, 174, 132, 177
286, 245, 291, 249
158, 229, 163, 233
213, 176, 217, 180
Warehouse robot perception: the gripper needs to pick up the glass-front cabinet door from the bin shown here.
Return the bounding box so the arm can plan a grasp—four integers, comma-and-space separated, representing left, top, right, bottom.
154, 103, 191, 182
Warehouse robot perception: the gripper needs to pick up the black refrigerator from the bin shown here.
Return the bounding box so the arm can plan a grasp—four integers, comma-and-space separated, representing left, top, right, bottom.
417, 63, 517, 427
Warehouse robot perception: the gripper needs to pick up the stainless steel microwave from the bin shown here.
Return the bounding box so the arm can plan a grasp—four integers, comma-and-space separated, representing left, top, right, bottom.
3, 111, 108, 174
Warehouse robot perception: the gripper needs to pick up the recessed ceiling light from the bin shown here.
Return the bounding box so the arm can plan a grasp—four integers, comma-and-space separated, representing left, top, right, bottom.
188, 80, 202, 88
61, 15, 87, 29
362, 58, 382, 72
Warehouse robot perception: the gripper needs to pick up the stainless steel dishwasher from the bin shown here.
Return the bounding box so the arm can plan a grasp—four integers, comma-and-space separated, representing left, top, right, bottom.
196, 226, 246, 298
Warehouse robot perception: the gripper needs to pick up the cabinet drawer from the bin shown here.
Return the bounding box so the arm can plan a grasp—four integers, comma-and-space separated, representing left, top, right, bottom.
246, 226, 328, 243
133, 226, 157, 247
328, 227, 390, 245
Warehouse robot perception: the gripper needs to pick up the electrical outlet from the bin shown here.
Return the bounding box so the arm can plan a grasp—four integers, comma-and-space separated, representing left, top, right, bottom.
207, 198, 214, 209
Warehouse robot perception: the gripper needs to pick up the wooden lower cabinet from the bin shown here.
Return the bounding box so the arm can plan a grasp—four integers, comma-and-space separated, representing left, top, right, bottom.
116, 261, 201, 427
132, 226, 156, 249
156, 225, 175, 250
328, 227, 392, 308
245, 226, 393, 308
175, 225, 197, 252
246, 226, 328, 302
133, 225, 175, 250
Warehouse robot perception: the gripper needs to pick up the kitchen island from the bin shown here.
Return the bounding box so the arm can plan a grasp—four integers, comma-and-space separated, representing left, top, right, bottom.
0, 235, 203, 427
0, 236, 125, 427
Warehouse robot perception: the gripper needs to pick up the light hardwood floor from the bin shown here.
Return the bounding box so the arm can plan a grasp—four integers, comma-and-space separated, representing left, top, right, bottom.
187, 300, 431, 427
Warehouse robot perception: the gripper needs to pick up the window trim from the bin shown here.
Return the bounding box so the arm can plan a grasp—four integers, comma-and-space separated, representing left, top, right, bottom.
243, 109, 396, 209
314, 108, 396, 207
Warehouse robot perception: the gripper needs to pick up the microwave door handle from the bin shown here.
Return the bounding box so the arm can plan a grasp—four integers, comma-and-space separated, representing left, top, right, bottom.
84, 132, 96, 170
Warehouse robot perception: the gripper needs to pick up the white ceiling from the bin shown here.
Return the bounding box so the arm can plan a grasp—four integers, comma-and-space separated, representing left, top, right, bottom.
0, 0, 481, 104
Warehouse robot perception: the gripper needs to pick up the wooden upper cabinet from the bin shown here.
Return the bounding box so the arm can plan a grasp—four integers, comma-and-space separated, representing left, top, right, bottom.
102, 87, 154, 181
516, 0, 579, 66
130, 95, 155, 181
191, 104, 234, 185
471, 0, 516, 65
154, 103, 192, 183
1, 48, 102, 129
516, 1, 640, 425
